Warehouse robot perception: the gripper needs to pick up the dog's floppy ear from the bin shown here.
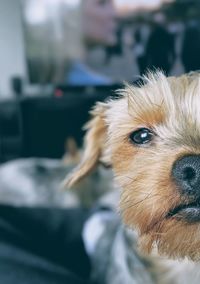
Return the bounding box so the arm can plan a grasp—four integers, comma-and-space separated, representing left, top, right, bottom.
63, 102, 109, 188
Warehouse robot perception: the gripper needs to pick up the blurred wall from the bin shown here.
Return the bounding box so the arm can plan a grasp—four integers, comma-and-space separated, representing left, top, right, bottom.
0, 0, 26, 99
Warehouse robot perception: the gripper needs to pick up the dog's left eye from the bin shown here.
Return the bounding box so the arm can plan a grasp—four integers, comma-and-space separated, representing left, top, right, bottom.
129, 128, 154, 145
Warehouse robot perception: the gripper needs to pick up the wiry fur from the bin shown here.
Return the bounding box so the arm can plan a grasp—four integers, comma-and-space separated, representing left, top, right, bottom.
64, 71, 200, 283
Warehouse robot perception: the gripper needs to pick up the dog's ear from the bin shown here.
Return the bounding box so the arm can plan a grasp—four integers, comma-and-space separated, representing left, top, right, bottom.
63, 102, 109, 188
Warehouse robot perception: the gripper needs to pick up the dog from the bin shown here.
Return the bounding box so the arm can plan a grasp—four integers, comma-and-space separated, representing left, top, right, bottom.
64, 71, 200, 283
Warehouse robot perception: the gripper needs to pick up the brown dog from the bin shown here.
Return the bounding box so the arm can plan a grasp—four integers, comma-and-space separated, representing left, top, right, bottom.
65, 72, 200, 283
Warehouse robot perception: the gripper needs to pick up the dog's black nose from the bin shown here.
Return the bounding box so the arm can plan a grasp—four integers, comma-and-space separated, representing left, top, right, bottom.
172, 155, 200, 197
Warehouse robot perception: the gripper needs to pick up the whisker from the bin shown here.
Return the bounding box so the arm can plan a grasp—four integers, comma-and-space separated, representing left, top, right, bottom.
121, 193, 159, 212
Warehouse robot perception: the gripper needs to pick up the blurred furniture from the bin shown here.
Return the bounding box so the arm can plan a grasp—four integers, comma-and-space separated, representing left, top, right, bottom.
0, 85, 122, 162
0, 99, 22, 162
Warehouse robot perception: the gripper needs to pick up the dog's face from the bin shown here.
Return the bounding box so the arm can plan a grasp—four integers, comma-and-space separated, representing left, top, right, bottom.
65, 72, 200, 261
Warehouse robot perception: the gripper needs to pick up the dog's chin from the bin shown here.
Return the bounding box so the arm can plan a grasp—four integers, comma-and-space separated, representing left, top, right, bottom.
140, 223, 200, 261
137, 202, 200, 261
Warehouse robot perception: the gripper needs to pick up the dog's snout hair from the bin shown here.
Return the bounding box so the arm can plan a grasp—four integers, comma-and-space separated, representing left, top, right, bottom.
64, 71, 200, 261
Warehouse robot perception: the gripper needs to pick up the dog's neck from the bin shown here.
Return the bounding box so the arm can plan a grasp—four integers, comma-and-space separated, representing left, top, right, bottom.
161, 258, 200, 284
151, 249, 200, 284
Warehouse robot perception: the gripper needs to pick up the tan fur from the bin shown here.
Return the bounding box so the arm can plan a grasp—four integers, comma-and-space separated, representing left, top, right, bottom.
64, 71, 200, 282
63, 102, 109, 187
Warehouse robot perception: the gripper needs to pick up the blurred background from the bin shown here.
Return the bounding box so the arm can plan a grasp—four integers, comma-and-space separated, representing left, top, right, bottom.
0, 0, 200, 283
0, 0, 200, 162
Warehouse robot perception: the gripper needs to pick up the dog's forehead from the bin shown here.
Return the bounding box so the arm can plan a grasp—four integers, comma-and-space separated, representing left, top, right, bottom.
106, 72, 200, 147
156, 74, 200, 147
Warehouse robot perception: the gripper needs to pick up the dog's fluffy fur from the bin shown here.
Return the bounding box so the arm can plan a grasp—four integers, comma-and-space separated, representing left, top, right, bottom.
64, 72, 200, 283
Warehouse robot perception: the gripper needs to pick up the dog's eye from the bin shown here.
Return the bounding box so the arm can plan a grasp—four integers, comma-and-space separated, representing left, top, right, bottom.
129, 128, 153, 145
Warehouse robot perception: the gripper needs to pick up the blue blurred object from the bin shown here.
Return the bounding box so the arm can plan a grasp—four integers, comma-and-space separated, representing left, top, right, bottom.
67, 62, 113, 86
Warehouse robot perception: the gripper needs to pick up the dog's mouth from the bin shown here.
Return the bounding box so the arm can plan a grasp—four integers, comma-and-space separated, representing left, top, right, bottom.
168, 201, 200, 222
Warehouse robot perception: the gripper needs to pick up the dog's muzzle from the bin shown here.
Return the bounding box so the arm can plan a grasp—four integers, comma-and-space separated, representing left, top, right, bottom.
170, 155, 200, 222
